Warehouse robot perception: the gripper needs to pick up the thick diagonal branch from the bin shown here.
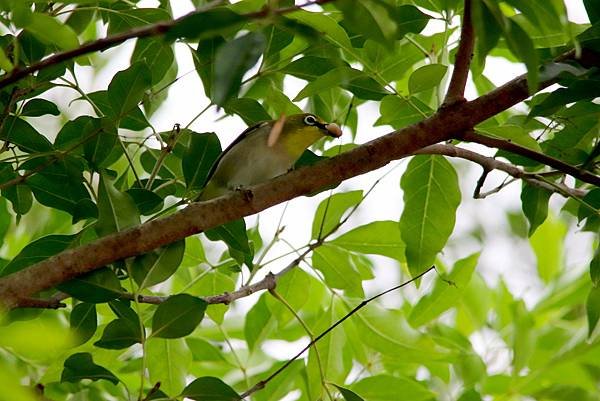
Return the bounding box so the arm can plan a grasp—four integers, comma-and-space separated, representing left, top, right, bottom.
442, 0, 474, 107
0, 63, 556, 308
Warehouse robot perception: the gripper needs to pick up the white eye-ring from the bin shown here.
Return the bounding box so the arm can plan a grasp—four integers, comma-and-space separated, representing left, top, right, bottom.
304, 115, 317, 125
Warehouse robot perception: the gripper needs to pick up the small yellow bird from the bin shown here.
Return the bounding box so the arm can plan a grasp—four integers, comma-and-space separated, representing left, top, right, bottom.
200, 113, 342, 200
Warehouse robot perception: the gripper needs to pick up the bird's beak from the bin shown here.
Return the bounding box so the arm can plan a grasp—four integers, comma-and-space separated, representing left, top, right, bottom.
325, 123, 342, 138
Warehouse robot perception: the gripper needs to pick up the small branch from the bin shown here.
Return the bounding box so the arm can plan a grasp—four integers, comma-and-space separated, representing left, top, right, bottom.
239, 266, 436, 399
459, 130, 600, 187
141, 382, 161, 401
416, 144, 588, 198
476, 177, 517, 199
0, 0, 334, 90
441, 0, 474, 107
15, 292, 68, 309
472, 167, 491, 198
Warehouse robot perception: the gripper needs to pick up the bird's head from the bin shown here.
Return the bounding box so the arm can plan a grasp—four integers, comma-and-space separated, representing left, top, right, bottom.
270, 113, 342, 151
284, 113, 343, 138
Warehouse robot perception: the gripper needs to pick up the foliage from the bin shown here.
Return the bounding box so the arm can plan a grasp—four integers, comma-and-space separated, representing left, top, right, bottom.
0, 1, 598, 401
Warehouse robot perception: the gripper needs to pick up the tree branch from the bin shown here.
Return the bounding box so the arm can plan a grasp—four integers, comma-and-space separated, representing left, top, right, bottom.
460, 130, 600, 187
0, 51, 581, 308
442, 0, 474, 107
0, 0, 335, 90
416, 144, 588, 198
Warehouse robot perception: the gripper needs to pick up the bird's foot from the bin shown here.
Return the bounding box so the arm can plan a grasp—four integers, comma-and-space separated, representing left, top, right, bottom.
234, 186, 254, 202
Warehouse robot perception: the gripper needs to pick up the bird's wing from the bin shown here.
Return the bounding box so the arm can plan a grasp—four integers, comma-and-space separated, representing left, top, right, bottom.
203, 120, 271, 185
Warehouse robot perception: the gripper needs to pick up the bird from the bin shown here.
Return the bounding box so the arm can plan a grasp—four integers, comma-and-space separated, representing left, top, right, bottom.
199, 113, 342, 200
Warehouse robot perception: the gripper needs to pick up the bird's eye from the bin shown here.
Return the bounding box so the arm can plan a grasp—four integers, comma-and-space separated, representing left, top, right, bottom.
304, 115, 317, 126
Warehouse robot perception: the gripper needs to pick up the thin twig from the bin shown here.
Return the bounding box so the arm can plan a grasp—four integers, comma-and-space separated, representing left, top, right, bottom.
239, 266, 436, 399
416, 143, 588, 199
0, 0, 335, 90
459, 130, 600, 187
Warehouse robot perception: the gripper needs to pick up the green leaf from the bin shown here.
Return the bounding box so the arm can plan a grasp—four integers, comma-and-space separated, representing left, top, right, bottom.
223, 98, 271, 125
591, 242, 600, 287
578, 189, 600, 223
94, 318, 142, 349
587, 286, 600, 338
180, 376, 240, 401
132, 38, 174, 84
306, 299, 351, 399
504, 19, 539, 93
65, 6, 96, 35
125, 188, 164, 216
107, 62, 152, 121
472, 0, 501, 65
26, 12, 79, 50
400, 155, 461, 277
336, 0, 397, 43
96, 171, 140, 237
376, 95, 432, 128
330, 220, 405, 262
147, 338, 191, 395
21, 98, 60, 117
187, 338, 227, 362
480, 124, 542, 153
61, 353, 118, 385
0, 198, 10, 245
70, 303, 97, 346
211, 32, 266, 106
391, 5, 431, 38
584, 0, 600, 24
244, 295, 274, 350
530, 74, 600, 117
0, 164, 32, 215
408, 64, 448, 94
106, 8, 170, 35
54, 115, 96, 154
351, 374, 434, 401
287, 10, 352, 51
205, 219, 253, 269
511, 300, 535, 372
83, 91, 150, 131
132, 240, 185, 289
333, 385, 365, 401
408, 253, 480, 327
182, 132, 221, 191
194, 35, 225, 99
166, 8, 245, 41
521, 183, 552, 236
266, 268, 311, 326
25, 156, 96, 221
312, 190, 362, 239
262, 25, 294, 68
191, 271, 235, 324
313, 245, 364, 297
152, 294, 207, 339
529, 214, 565, 283
83, 119, 119, 170
1, 234, 75, 277
0, 47, 13, 72
0, 116, 53, 153
294, 66, 388, 101
281, 56, 345, 81
58, 268, 122, 303
140, 148, 183, 179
